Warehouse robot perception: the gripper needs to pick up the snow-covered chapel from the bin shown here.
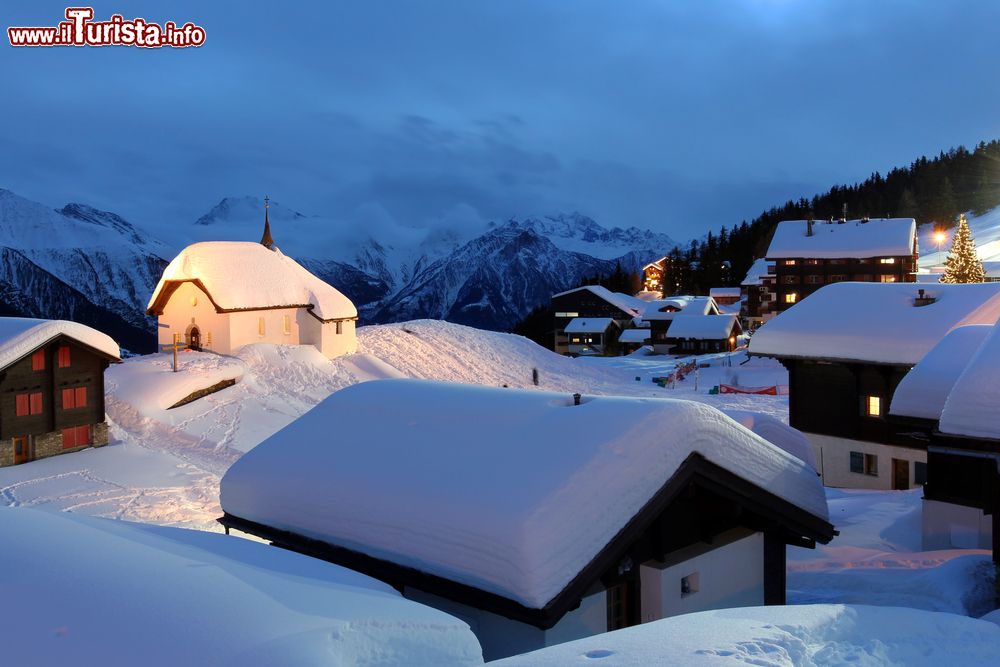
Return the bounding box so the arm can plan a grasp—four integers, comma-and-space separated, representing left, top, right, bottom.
147, 199, 358, 359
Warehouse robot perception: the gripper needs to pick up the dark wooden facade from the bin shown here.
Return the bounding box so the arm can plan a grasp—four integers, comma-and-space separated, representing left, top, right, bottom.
552, 289, 637, 355
666, 319, 741, 355
769, 254, 917, 313
0, 335, 115, 466
221, 453, 834, 635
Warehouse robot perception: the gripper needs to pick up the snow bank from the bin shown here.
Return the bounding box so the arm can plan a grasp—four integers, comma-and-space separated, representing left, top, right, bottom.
889, 325, 992, 420
0, 317, 120, 369
750, 282, 1000, 364
148, 241, 357, 320
767, 217, 915, 258
221, 379, 827, 609
940, 322, 1000, 439
493, 604, 1000, 666
107, 350, 246, 412
0, 507, 481, 666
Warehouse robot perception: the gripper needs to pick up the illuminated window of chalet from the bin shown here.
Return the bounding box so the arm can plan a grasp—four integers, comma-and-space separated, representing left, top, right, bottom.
784, 259, 796, 266
283, 315, 291, 335
866, 395, 881, 417
258, 317, 265, 336
784, 293, 797, 304
57, 346, 71, 368
190, 295, 198, 306
31, 350, 45, 371
62, 386, 87, 409
880, 275, 897, 283
880, 258, 896, 264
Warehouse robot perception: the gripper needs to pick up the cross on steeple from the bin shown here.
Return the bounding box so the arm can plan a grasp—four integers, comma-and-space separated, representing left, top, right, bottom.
260, 194, 275, 249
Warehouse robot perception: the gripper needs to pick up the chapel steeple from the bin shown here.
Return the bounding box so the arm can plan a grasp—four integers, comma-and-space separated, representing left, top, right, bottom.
260, 195, 275, 250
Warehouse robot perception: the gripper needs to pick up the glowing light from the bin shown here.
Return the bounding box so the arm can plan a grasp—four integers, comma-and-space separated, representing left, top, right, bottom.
934, 231, 947, 245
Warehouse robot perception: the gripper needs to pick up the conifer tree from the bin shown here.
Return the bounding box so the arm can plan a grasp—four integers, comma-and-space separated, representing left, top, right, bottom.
940, 214, 986, 283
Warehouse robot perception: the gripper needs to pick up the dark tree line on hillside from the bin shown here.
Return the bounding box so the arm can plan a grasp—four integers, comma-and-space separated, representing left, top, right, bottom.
576, 261, 642, 295
670, 139, 1000, 294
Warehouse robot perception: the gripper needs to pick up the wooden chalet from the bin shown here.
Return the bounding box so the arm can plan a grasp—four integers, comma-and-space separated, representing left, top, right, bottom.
665, 314, 741, 355
617, 327, 652, 355
889, 322, 1000, 565
708, 287, 741, 307
641, 296, 720, 354
219, 380, 834, 661
0, 319, 120, 467
551, 285, 643, 355
564, 317, 620, 356
765, 217, 917, 313
740, 258, 775, 329
750, 282, 1000, 491
147, 201, 358, 360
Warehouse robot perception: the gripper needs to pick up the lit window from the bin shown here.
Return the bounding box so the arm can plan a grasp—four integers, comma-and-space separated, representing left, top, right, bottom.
880, 275, 897, 283
784, 293, 797, 304
190, 295, 198, 306
880, 258, 896, 264
57, 346, 71, 368
283, 315, 291, 335
31, 350, 45, 371
555, 312, 580, 318
866, 395, 881, 417
258, 317, 265, 336
784, 259, 797, 266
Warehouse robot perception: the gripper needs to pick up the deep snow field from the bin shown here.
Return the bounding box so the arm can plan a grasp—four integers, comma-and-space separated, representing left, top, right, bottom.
1, 319, 998, 665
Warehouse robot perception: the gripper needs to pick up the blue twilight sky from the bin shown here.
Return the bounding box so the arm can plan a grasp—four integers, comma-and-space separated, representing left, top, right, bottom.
2, 0, 999, 241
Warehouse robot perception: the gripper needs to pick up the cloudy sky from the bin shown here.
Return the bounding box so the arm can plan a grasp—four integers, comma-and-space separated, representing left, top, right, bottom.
2, 0, 999, 241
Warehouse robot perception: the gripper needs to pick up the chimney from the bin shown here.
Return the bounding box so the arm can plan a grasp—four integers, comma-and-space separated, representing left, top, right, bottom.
573, 393, 582, 406
914, 288, 936, 307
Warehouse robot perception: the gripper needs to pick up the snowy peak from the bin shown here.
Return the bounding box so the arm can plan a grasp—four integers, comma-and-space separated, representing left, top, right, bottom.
194, 195, 306, 226
497, 212, 674, 260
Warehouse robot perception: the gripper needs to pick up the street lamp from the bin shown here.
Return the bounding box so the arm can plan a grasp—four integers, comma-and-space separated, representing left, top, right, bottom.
934, 230, 947, 252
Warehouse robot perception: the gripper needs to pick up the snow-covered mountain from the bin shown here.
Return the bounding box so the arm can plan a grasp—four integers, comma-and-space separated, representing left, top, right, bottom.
0, 189, 675, 342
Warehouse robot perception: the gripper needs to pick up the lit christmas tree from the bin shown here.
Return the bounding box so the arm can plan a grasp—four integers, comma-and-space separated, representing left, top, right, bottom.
940, 214, 986, 283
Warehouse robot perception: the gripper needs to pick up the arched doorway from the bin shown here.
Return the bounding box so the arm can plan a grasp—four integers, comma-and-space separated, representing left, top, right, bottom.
188, 326, 201, 351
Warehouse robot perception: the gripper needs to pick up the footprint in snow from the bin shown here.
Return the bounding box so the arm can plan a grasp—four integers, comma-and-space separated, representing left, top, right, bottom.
583, 649, 615, 659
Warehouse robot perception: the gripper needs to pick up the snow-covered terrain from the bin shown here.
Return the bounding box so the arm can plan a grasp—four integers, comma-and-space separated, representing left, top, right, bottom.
493, 604, 1000, 666
0, 507, 481, 667
919, 205, 1000, 271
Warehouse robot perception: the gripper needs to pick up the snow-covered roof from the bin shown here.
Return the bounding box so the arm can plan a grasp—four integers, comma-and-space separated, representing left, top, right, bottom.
666, 314, 739, 340
147, 241, 357, 321
221, 379, 828, 610
741, 258, 773, 286
888, 325, 992, 420
0, 318, 120, 370
750, 283, 1000, 365
722, 410, 817, 470
939, 323, 1000, 439
550, 285, 643, 317
710, 287, 741, 298
564, 317, 615, 334
641, 295, 716, 321
766, 218, 916, 259
617, 328, 651, 343
0, 507, 480, 666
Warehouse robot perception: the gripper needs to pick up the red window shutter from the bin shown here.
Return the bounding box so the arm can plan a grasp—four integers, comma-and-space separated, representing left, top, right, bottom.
62, 388, 75, 409
78, 424, 91, 445
32, 350, 45, 371
15, 394, 29, 417
29, 393, 42, 415
58, 346, 71, 368
75, 386, 87, 407
62, 428, 76, 449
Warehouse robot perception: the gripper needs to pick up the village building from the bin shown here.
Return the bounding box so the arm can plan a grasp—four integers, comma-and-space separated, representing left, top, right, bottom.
765, 217, 917, 313
641, 296, 721, 354
563, 318, 620, 356
708, 287, 741, 307
750, 282, 1000, 491
641, 256, 668, 295
617, 327, 652, 355
551, 285, 644, 355
740, 258, 776, 329
888, 322, 1000, 565
665, 314, 742, 354
0, 319, 120, 467
147, 200, 358, 360
219, 379, 834, 661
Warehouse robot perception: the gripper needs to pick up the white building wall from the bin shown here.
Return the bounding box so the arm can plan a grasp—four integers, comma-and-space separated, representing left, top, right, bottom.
639, 530, 764, 622
156, 282, 232, 353
806, 432, 926, 490
922, 498, 993, 551
227, 308, 303, 354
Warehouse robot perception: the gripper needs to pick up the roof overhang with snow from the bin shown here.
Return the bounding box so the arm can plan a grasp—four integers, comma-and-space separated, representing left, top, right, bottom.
219, 379, 833, 629
550, 285, 643, 318
0, 318, 121, 371
666, 314, 740, 340
564, 317, 615, 333
765, 218, 916, 259
749, 283, 1000, 365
